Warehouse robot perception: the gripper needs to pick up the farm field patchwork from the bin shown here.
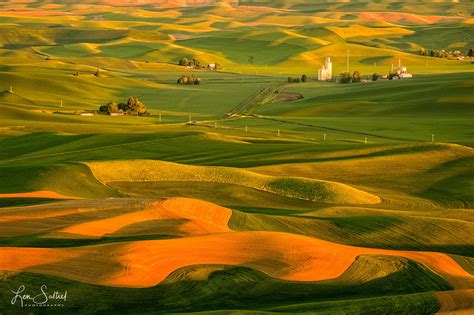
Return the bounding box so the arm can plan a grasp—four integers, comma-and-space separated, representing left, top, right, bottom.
0, 0, 473, 314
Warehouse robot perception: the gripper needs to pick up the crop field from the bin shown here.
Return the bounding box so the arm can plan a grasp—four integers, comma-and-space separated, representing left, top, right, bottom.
0, 0, 473, 314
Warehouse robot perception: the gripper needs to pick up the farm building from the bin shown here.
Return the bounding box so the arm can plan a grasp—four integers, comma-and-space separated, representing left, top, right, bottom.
399, 66, 413, 79
318, 57, 332, 81
392, 59, 413, 79
207, 63, 221, 71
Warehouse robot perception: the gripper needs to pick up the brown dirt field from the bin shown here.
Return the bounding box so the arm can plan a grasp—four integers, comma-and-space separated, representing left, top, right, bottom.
435, 289, 474, 314
0, 231, 472, 288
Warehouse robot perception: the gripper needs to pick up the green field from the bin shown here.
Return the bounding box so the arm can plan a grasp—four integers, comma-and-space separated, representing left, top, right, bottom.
0, 0, 473, 314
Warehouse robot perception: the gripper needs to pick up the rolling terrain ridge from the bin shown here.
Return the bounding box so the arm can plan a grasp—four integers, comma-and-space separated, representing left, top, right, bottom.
0, 0, 473, 314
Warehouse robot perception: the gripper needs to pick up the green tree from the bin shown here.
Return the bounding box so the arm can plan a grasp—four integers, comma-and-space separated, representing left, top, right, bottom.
106, 101, 119, 113
99, 101, 119, 114
301, 74, 307, 82
352, 71, 362, 83
419, 49, 429, 56
372, 73, 380, 81
339, 72, 352, 84
126, 96, 147, 115
179, 58, 189, 66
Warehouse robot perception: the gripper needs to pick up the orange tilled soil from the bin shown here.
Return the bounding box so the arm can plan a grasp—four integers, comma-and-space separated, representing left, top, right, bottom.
58, 198, 232, 237
0, 190, 77, 199
0, 197, 231, 237
435, 289, 474, 314
0, 231, 472, 289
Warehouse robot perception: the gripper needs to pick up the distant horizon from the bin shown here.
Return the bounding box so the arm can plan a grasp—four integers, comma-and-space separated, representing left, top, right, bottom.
0, 0, 473, 314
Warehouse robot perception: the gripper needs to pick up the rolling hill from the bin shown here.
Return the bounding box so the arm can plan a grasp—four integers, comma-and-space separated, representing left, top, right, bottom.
0, 0, 473, 314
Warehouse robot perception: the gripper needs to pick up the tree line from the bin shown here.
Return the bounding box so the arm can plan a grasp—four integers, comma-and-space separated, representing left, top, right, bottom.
99, 96, 149, 116
419, 48, 472, 58
287, 74, 307, 83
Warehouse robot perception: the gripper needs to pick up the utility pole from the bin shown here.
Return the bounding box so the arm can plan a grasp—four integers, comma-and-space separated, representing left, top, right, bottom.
214, 122, 217, 128
346, 50, 350, 73
159, 114, 162, 123
365, 137, 367, 144
189, 115, 192, 123
60, 99, 63, 108
323, 133, 326, 141
245, 125, 248, 133
432, 134, 435, 143
9, 86, 13, 93
277, 130, 280, 137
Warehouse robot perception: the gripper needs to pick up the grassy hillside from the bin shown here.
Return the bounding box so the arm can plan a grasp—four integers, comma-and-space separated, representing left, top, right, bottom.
0, 259, 448, 314
0, 0, 473, 76
0, 0, 473, 314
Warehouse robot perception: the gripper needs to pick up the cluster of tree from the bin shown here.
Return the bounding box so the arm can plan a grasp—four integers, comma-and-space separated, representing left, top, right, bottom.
339, 71, 362, 84
419, 49, 464, 58
287, 74, 307, 83
371, 72, 402, 81
179, 58, 201, 68
177, 75, 201, 85
178, 58, 221, 71
99, 96, 149, 116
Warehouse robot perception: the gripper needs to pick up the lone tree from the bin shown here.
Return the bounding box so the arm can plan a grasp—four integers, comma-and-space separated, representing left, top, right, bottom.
468, 49, 474, 57
372, 73, 380, 81
339, 72, 352, 84
352, 71, 362, 83
301, 74, 307, 82
179, 58, 189, 66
